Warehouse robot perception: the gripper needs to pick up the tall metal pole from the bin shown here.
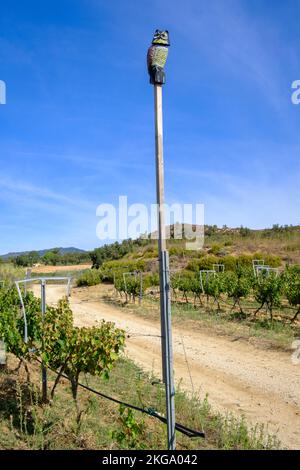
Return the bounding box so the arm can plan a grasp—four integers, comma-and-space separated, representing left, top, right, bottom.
41, 279, 47, 403
154, 83, 176, 450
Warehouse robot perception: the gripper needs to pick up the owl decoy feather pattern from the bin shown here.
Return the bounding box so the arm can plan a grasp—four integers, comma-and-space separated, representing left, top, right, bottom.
147, 30, 170, 85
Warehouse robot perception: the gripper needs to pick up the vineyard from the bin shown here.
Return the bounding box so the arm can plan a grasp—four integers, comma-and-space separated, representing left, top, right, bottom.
0, 278, 283, 450
77, 259, 300, 326
2, 0, 300, 455
0, 283, 125, 419
0, 239, 300, 450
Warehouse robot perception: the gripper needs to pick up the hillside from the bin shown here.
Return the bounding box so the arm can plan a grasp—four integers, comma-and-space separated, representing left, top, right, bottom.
0, 247, 90, 267
90, 224, 300, 271
2, 225, 300, 269
0, 247, 86, 260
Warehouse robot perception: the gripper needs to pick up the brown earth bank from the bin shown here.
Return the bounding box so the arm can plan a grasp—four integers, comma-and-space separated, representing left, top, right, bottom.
31, 263, 92, 273
32, 283, 300, 450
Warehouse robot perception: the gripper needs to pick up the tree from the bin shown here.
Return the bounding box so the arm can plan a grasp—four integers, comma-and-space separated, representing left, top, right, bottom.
90, 240, 136, 269
42, 250, 59, 265
239, 226, 251, 237
28, 251, 40, 265
15, 255, 29, 267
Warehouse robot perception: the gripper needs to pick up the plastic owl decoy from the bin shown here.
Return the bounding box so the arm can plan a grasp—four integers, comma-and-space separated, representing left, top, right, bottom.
147, 30, 170, 85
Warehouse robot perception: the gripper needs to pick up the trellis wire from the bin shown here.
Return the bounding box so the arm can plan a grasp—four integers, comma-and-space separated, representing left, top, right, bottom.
179, 332, 194, 395
33, 357, 205, 439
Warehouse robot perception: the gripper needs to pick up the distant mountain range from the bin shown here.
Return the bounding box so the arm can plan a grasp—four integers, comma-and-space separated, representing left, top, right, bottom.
0, 247, 87, 260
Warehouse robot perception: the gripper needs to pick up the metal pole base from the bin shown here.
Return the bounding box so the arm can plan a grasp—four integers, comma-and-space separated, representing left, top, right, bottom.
160, 250, 176, 450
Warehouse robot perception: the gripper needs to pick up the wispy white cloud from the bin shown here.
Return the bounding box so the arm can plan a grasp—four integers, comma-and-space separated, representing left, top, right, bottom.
15, 149, 153, 172
165, 134, 300, 228
1, 0, 299, 252
155, 0, 296, 115
0, 176, 100, 253
0, 176, 94, 212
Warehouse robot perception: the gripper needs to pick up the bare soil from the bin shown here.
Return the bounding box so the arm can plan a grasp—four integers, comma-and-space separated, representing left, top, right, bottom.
31, 264, 91, 274
32, 283, 300, 449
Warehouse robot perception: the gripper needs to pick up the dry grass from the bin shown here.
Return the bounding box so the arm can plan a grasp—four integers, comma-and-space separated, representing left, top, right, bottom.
0, 354, 280, 450
31, 264, 92, 274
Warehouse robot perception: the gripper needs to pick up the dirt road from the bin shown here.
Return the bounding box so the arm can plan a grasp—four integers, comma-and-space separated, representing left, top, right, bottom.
33, 283, 300, 449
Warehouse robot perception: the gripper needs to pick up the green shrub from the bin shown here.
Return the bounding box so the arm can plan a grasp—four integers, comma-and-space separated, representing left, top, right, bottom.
239, 226, 251, 237
1, 287, 125, 418
254, 272, 283, 320
102, 259, 145, 272
100, 260, 146, 283
251, 252, 281, 267
169, 246, 185, 257
236, 254, 253, 268
202, 273, 227, 308
0, 286, 41, 361
43, 298, 125, 402
142, 246, 158, 258
114, 274, 145, 302
283, 267, 300, 321
186, 256, 219, 272
144, 272, 160, 288
208, 243, 223, 255
224, 268, 254, 312
77, 269, 102, 287
222, 256, 238, 271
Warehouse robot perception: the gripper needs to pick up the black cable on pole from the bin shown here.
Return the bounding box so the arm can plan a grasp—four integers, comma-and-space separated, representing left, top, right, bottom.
34, 357, 205, 439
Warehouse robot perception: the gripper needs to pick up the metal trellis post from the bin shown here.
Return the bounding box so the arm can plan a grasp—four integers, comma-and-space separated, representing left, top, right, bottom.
41, 279, 48, 403
161, 250, 175, 450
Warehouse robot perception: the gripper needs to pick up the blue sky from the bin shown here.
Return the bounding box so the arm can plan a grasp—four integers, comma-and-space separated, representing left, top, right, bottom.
0, 0, 300, 253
